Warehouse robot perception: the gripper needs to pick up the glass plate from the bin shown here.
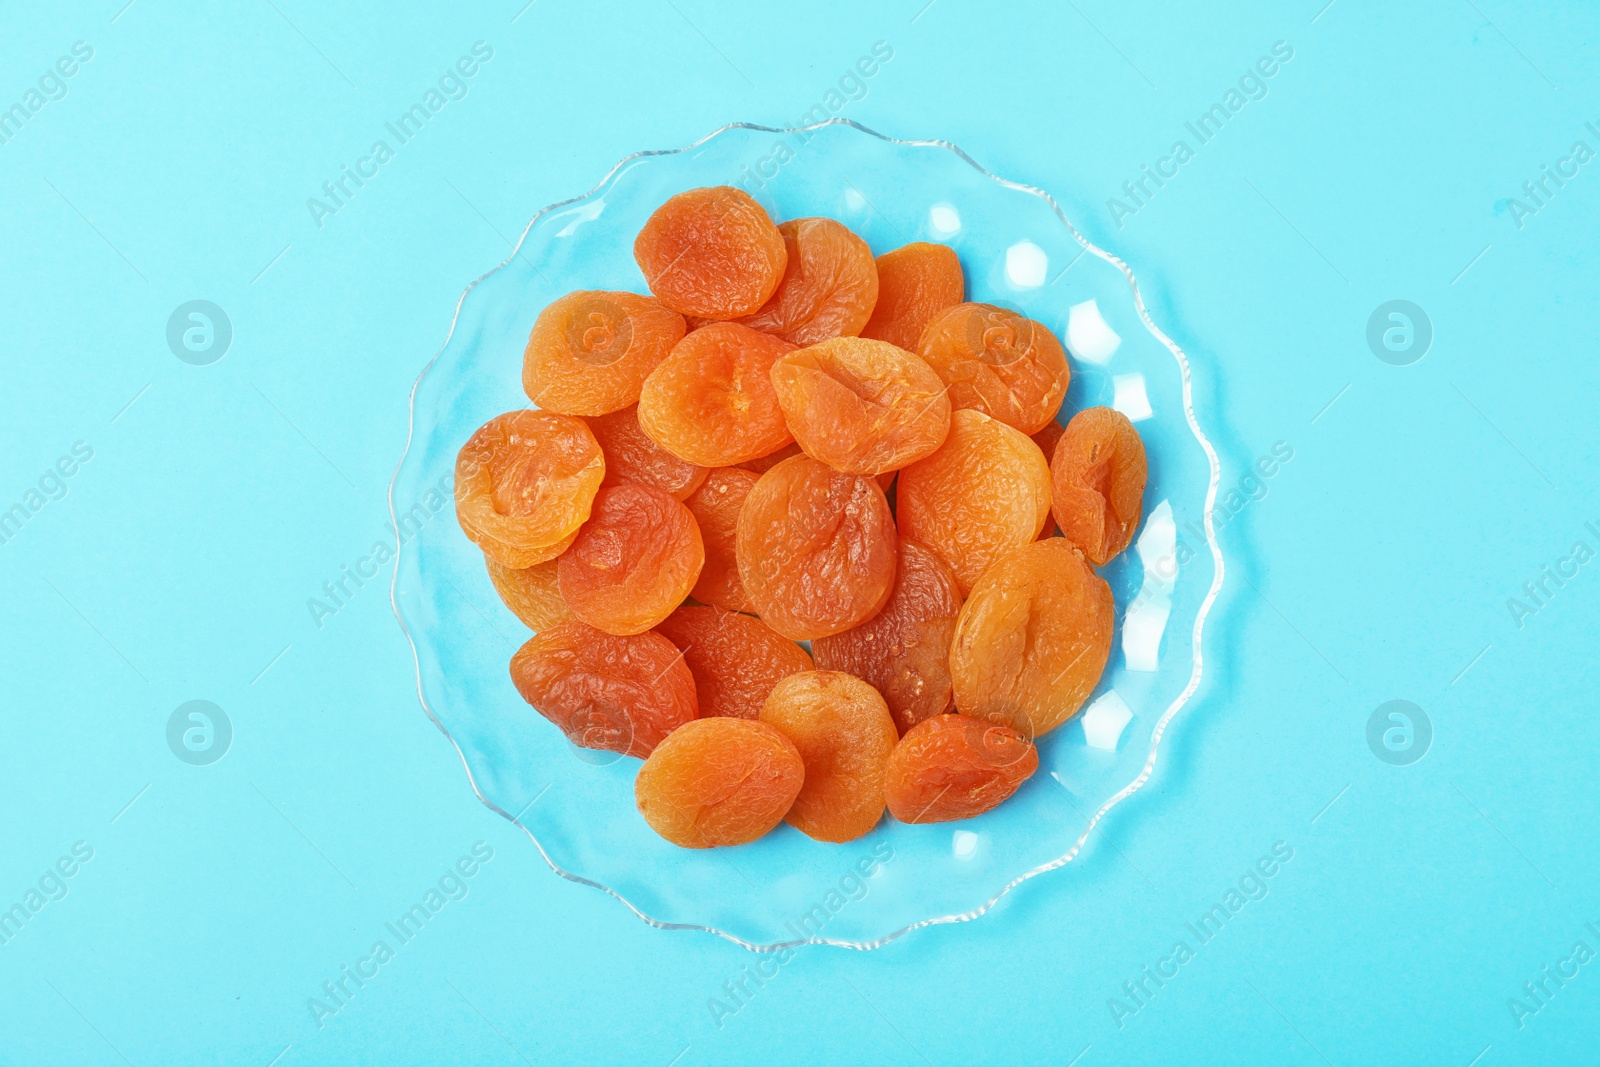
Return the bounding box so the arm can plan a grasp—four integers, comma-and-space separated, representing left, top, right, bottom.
389, 120, 1224, 950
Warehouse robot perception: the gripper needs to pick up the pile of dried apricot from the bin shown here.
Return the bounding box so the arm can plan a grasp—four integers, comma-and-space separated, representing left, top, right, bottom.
455, 186, 1150, 849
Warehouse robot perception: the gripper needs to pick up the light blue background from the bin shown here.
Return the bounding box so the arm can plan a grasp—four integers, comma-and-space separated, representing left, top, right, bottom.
2, 1, 1596, 1064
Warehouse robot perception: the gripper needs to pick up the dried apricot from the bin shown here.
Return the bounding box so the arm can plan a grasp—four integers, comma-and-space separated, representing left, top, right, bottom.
734, 218, 878, 344
633, 186, 787, 319
770, 337, 951, 476
510, 620, 696, 758
522, 291, 686, 416
861, 242, 964, 351
918, 303, 1070, 435
637, 322, 797, 466
655, 606, 813, 720
634, 717, 804, 847
485, 556, 571, 631
557, 484, 703, 635
884, 714, 1038, 824
682, 468, 760, 612
896, 409, 1051, 594
1051, 406, 1148, 565
812, 539, 961, 735
455, 410, 605, 568
949, 538, 1113, 739
737, 455, 897, 640
759, 671, 898, 842
586, 403, 707, 500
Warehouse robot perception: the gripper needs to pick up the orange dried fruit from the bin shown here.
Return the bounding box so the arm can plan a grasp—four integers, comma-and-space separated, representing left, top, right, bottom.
634, 717, 804, 847
883, 714, 1038, 824
633, 186, 787, 319
1051, 406, 1148, 565
654, 606, 813, 720
918, 303, 1070, 435
557, 484, 703, 635
812, 539, 962, 735
585, 403, 707, 500
510, 620, 697, 758
861, 242, 965, 352
737, 455, 897, 640
770, 337, 951, 475
455, 410, 605, 568
522, 291, 687, 416
949, 537, 1114, 739
682, 468, 760, 612
485, 556, 571, 631
734, 218, 878, 344
637, 322, 797, 466
758, 671, 898, 842
896, 409, 1051, 594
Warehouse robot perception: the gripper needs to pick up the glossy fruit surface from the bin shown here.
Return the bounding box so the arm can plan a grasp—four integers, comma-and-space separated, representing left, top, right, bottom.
510, 620, 697, 758
523, 290, 686, 415
759, 671, 898, 843
633, 186, 787, 319
634, 717, 804, 847
737, 455, 897, 640
949, 538, 1114, 739
455, 410, 605, 568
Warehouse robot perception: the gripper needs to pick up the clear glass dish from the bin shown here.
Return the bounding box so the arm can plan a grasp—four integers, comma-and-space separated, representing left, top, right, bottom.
389, 120, 1223, 950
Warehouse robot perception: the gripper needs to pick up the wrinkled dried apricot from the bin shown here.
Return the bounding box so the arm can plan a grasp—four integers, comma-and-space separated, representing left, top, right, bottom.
1051, 406, 1148, 565
586, 403, 707, 500
522, 291, 687, 416
456, 410, 605, 568
896, 409, 1051, 594
510, 620, 697, 758
485, 556, 571, 631
557, 484, 703, 635
770, 337, 951, 475
637, 322, 797, 466
737, 455, 897, 640
861, 243, 965, 351
950, 537, 1113, 739
682, 468, 759, 612
655, 606, 813, 720
918, 303, 1070, 435
633, 187, 787, 319
759, 671, 898, 842
634, 717, 804, 847
812, 539, 962, 735
734, 218, 878, 344
883, 714, 1038, 824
